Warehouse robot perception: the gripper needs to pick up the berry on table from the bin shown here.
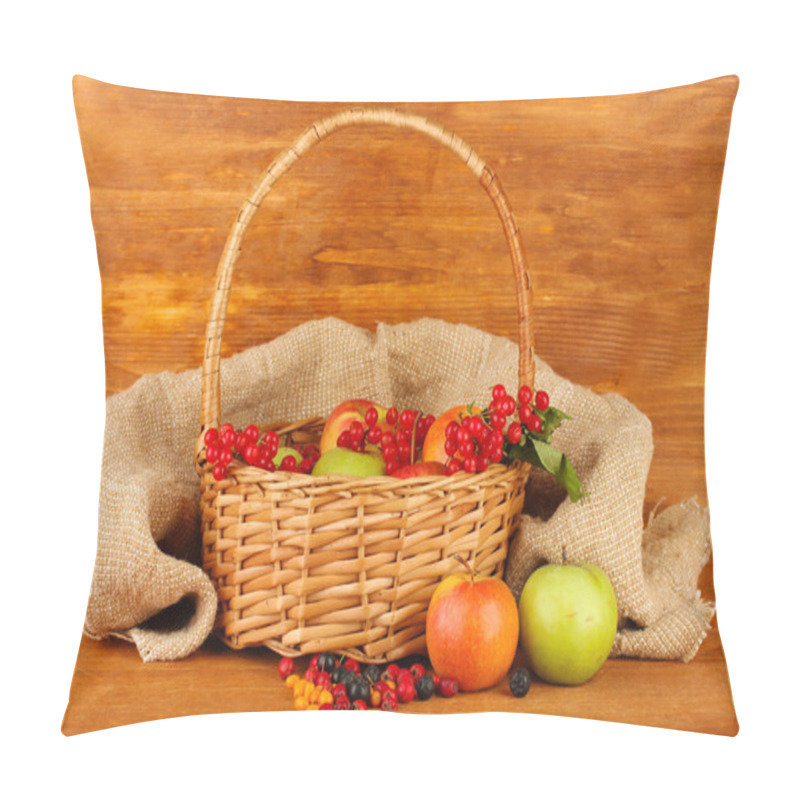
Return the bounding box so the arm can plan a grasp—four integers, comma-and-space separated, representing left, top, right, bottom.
362, 664, 382, 685
396, 677, 416, 704
381, 692, 398, 711
316, 652, 337, 673
333, 694, 351, 710
277, 657, 295, 680
439, 677, 459, 698
347, 677, 371, 704
509, 667, 533, 698
415, 674, 435, 700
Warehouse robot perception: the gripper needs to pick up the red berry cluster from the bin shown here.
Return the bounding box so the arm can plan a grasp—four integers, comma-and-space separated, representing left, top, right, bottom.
202, 422, 320, 481
443, 383, 550, 475
337, 406, 436, 476
279, 652, 459, 711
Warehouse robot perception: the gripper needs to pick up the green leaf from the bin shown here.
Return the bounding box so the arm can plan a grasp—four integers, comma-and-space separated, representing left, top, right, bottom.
538, 406, 571, 442
506, 440, 587, 503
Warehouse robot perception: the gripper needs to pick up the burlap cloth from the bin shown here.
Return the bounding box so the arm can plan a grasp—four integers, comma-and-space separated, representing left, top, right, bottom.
85, 317, 714, 662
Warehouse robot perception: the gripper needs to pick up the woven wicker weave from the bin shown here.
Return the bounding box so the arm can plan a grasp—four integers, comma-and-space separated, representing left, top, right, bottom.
196, 108, 535, 662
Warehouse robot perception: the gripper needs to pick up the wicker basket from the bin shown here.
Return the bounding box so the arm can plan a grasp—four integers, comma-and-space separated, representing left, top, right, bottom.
195, 108, 536, 662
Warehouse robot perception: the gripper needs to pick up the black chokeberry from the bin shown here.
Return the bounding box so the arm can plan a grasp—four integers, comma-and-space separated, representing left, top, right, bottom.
317, 652, 337, 673
509, 667, 532, 698
362, 664, 381, 685
347, 676, 370, 703
415, 674, 435, 700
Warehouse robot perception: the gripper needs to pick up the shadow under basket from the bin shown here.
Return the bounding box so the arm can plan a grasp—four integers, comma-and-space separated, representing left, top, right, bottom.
195, 107, 538, 663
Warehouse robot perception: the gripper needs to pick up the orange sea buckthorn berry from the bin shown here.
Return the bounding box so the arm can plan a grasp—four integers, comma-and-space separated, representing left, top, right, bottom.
294, 696, 309, 711
318, 690, 333, 706
285, 674, 300, 689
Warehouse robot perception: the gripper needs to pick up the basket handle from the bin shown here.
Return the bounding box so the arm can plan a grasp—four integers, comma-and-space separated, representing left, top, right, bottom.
201, 107, 535, 430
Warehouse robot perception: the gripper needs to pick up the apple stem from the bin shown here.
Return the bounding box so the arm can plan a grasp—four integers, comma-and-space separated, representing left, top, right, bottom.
453, 553, 475, 582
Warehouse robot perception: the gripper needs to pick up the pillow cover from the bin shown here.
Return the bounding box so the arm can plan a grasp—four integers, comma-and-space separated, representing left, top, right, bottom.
63, 75, 739, 736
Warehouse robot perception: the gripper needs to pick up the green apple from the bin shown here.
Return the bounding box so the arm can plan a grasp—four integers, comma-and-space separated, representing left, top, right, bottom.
518, 563, 617, 686
311, 447, 386, 478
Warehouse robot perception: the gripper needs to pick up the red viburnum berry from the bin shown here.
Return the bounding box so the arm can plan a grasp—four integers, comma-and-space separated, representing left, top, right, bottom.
519, 404, 535, 427
212, 463, 228, 481
244, 424, 260, 442
399, 409, 417, 431
365, 406, 379, 427
218, 447, 233, 466
490, 412, 506, 430
535, 390, 550, 411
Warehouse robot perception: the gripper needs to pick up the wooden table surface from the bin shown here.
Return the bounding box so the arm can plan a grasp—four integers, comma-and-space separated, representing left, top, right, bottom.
64, 75, 740, 737
62, 558, 737, 736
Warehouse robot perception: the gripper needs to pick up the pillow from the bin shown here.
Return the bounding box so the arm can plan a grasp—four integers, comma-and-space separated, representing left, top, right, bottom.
63, 75, 739, 735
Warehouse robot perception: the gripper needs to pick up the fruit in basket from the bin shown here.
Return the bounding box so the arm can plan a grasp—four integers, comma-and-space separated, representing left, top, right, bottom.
421, 405, 470, 464
391, 461, 447, 479
274, 446, 304, 471
425, 556, 519, 691
518, 564, 618, 686
319, 399, 392, 454
311, 446, 386, 478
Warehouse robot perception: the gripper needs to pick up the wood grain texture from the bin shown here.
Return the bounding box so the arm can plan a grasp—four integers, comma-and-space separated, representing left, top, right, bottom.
68, 75, 739, 734
62, 562, 736, 736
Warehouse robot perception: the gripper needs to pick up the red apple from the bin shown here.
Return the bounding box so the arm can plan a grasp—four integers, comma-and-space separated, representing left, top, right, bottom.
319, 399, 392, 454
425, 556, 519, 691
391, 461, 447, 479
421, 405, 470, 464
